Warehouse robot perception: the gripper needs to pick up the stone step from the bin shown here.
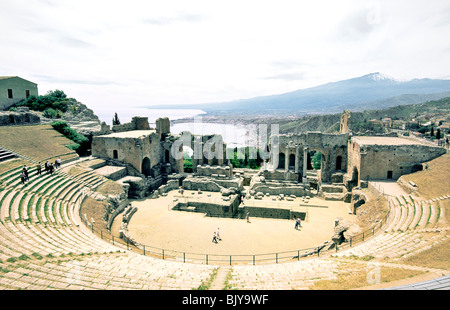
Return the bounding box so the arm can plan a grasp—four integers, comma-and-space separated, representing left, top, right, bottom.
322, 193, 345, 201
320, 184, 345, 193
0, 153, 16, 162
0, 252, 216, 290
94, 165, 127, 181
410, 201, 423, 230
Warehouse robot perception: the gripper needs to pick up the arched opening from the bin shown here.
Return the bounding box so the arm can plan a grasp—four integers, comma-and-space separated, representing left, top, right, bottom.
113, 150, 118, 159
308, 151, 321, 170
289, 154, 296, 169
412, 164, 423, 173
336, 156, 342, 171
210, 144, 219, 166
183, 146, 194, 173
278, 153, 285, 169
142, 157, 151, 177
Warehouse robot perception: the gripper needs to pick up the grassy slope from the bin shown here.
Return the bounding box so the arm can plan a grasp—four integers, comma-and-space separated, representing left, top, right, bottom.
0, 124, 79, 163
399, 154, 450, 200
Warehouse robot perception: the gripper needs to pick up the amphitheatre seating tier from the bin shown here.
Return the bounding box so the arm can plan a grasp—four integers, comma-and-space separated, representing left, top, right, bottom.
0, 252, 216, 290
0, 147, 16, 163
0, 149, 449, 289
0, 163, 119, 256
0, 158, 218, 290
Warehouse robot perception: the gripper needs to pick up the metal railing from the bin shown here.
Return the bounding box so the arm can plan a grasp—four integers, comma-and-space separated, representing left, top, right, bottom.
80, 200, 391, 266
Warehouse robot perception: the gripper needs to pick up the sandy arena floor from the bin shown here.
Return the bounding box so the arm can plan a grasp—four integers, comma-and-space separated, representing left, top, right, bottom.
113, 190, 357, 257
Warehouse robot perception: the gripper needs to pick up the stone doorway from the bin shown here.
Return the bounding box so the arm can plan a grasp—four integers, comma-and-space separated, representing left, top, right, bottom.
142, 157, 151, 177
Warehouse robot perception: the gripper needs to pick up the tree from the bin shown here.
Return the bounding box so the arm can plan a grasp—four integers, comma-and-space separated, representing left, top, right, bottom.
183, 158, 193, 173
17, 89, 69, 114
46, 89, 67, 99
430, 126, 435, 137
229, 147, 262, 169
436, 128, 441, 140
183, 149, 193, 172
112, 112, 121, 125
312, 152, 322, 170
417, 126, 428, 134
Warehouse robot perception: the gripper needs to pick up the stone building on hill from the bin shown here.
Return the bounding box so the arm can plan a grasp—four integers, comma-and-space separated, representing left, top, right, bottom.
0, 76, 38, 110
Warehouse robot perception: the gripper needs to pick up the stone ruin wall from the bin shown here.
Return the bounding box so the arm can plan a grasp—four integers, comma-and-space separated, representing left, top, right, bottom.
0, 110, 40, 126
92, 113, 448, 213
110, 116, 151, 133
351, 143, 446, 182
269, 132, 349, 183
196, 165, 233, 178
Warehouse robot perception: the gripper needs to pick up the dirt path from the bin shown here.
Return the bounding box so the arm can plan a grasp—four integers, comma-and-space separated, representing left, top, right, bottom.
369, 180, 409, 197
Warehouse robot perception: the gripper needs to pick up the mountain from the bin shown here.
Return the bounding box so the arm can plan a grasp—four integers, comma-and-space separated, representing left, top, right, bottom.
278, 96, 450, 134
149, 72, 450, 115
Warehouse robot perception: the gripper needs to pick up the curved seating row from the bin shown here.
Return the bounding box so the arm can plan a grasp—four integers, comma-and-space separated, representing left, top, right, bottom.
0, 158, 448, 290
0, 161, 216, 290
331, 194, 449, 261
0, 164, 117, 260
227, 193, 449, 290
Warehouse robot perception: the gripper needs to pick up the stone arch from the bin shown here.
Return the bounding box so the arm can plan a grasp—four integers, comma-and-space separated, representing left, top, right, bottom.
142, 157, 151, 177
182, 145, 194, 173
289, 154, 296, 168
308, 150, 323, 170
278, 153, 285, 169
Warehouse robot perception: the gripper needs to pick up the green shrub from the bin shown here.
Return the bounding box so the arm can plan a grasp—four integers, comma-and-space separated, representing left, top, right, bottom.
17, 89, 69, 115
43, 108, 63, 119
51, 121, 90, 155
183, 158, 193, 173
229, 147, 262, 169
66, 143, 80, 151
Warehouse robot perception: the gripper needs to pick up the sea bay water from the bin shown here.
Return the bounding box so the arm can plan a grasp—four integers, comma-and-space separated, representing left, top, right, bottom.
96, 107, 258, 148
171, 122, 258, 148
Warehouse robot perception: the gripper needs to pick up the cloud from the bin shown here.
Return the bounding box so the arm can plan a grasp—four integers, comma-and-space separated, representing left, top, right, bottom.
143, 13, 207, 26
57, 36, 93, 48
0, 0, 449, 111
32, 75, 117, 86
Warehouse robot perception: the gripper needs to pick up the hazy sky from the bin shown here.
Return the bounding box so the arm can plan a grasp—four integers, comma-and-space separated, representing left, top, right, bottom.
1, 0, 449, 114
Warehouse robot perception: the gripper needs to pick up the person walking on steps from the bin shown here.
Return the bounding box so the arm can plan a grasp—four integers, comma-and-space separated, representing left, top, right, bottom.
20, 171, 26, 184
